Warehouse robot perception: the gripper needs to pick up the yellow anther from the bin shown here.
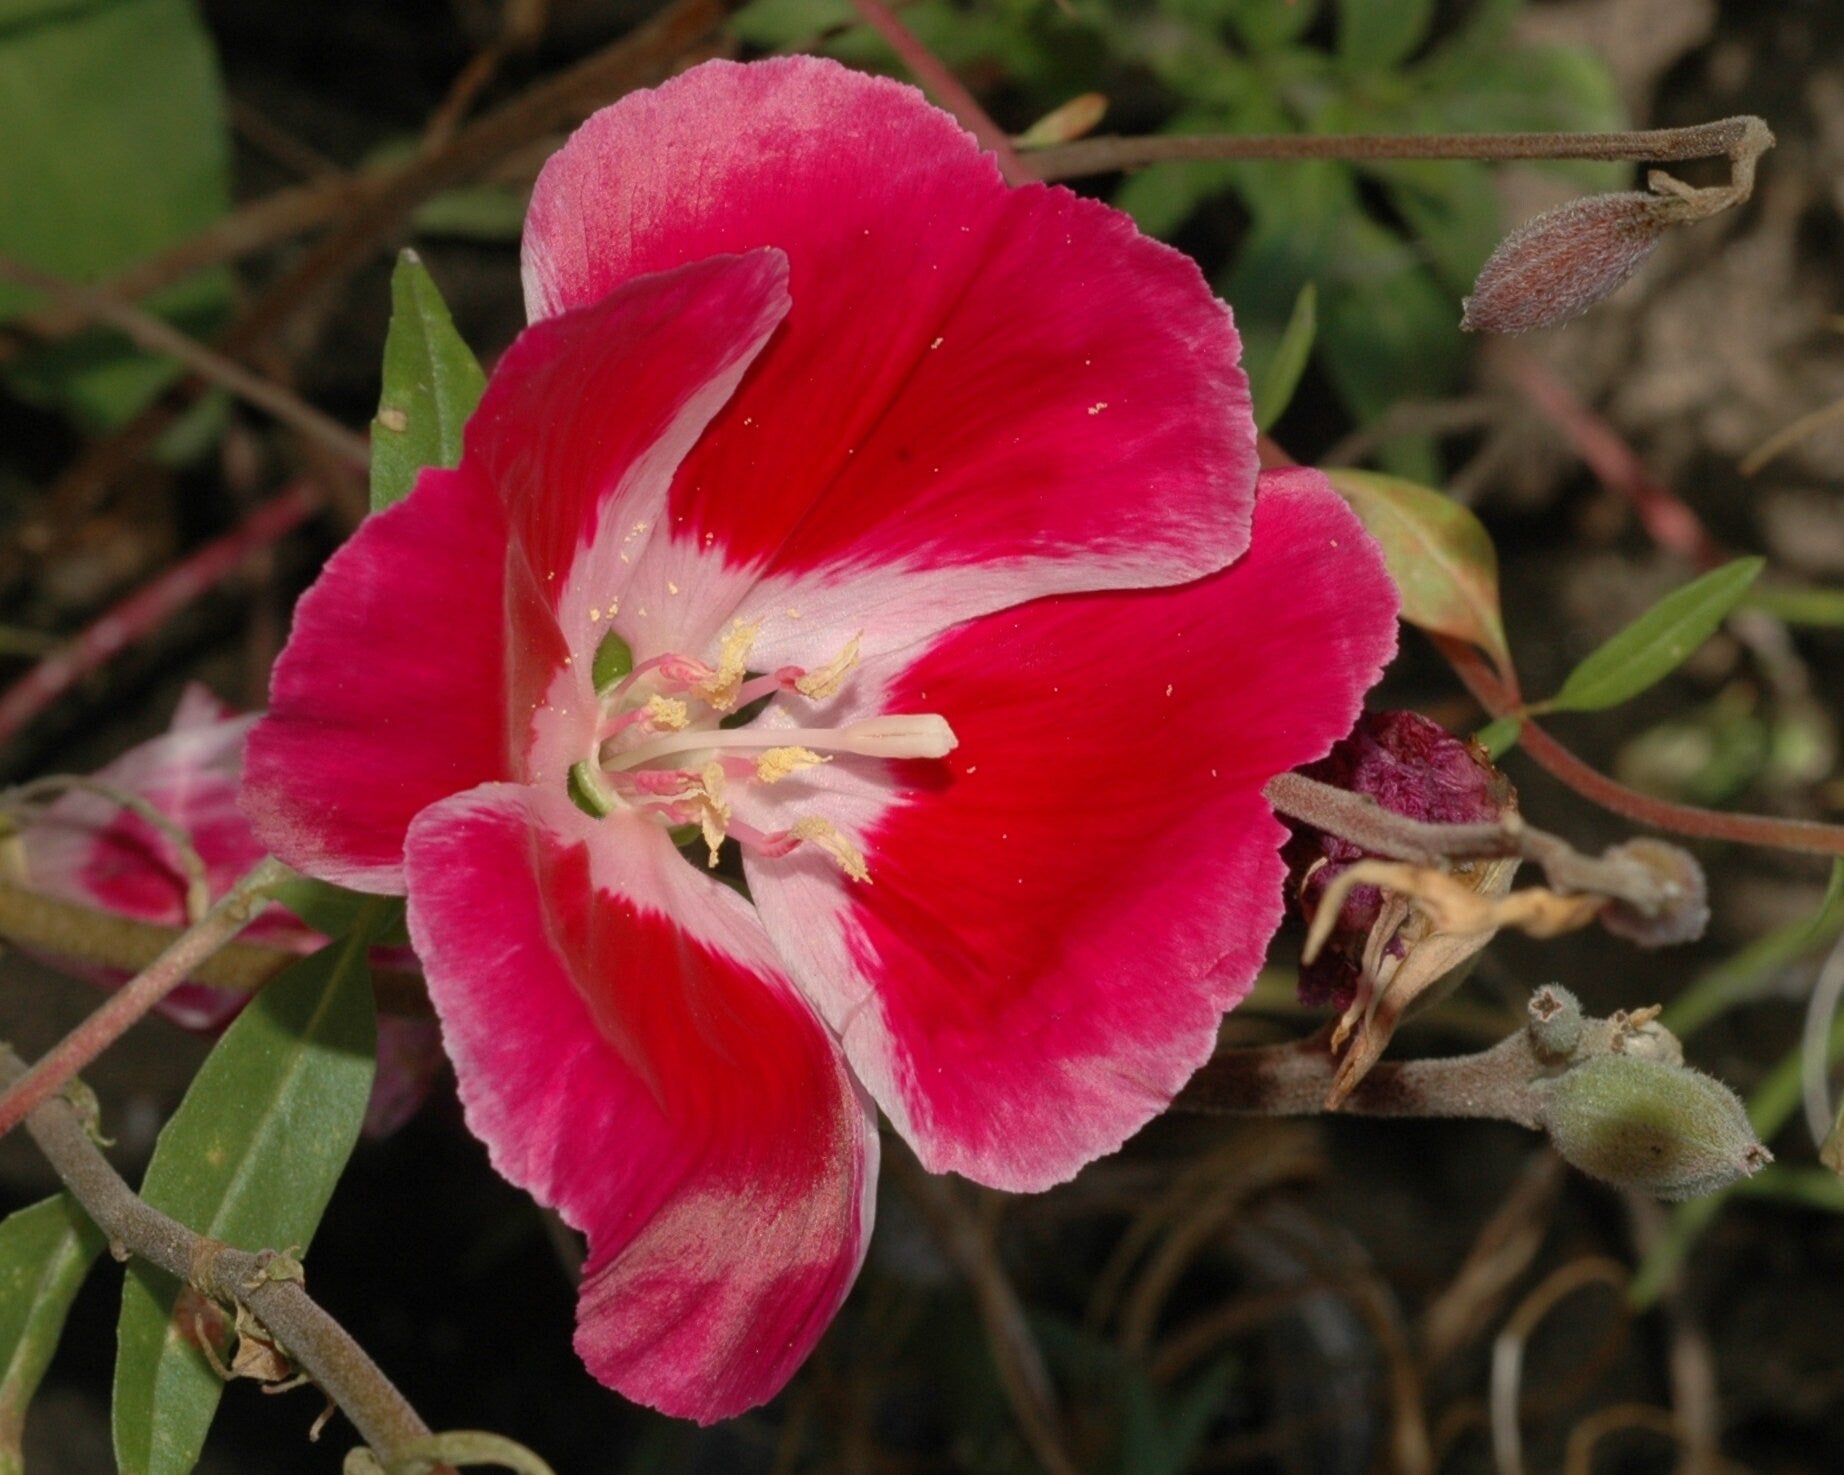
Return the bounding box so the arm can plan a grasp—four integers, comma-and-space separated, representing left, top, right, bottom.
643, 695, 689, 730
697, 761, 731, 867
697, 619, 759, 711
796, 632, 862, 700
791, 817, 869, 883
756, 747, 828, 783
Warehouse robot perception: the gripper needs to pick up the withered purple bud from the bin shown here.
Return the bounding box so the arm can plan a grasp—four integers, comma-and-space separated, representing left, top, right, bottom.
1283, 711, 1515, 1008
1597, 837, 1710, 947
1462, 191, 1675, 335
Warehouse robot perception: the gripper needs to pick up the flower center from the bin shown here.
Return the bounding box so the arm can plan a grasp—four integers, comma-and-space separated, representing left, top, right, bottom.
567, 620, 955, 882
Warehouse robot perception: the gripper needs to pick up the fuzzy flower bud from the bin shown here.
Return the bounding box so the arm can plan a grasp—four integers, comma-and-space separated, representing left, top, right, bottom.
1462, 191, 1675, 335
1597, 837, 1709, 947
1535, 1053, 1770, 1201
1527, 984, 1585, 1062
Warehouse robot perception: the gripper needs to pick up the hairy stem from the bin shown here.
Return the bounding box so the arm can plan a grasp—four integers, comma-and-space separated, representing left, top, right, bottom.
1177, 1024, 1546, 1126
0, 1046, 434, 1464
1030, 115, 1772, 182
0, 857, 292, 1140
1264, 771, 1684, 913
0, 877, 432, 1014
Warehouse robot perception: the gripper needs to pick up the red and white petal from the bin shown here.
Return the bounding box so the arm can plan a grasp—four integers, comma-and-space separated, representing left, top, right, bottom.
243, 462, 511, 892
741, 470, 1398, 1191
525, 57, 1254, 659
405, 783, 876, 1423
474, 250, 792, 669
245, 253, 794, 889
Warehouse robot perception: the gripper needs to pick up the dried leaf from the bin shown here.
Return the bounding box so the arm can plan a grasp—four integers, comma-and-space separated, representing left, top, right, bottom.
1325, 469, 1513, 680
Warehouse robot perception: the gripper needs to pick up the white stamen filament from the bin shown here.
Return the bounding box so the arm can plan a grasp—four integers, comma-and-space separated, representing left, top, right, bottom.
607, 713, 958, 772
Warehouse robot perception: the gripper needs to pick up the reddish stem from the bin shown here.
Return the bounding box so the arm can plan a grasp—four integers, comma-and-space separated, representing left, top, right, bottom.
0, 856, 290, 1141
1437, 634, 1844, 857
0, 480, 318, 751
845, 0, 1034, 185
1494, 345, 1727, 571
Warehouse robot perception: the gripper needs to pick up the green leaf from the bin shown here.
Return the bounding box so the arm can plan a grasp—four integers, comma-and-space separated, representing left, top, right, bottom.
112, 915, 382, 1475
266, 875, 409, 947
0, 1195, 106, 1474
371, 250, 487, 514
1336, 0, 1432, 71
1219, 0, 1321, 51
1250, 282, 1315, 433
0, 0, 231, 428
1323, 469, 1513, 677
1474, 714, 1523, 759
1543, 558, 1765, 715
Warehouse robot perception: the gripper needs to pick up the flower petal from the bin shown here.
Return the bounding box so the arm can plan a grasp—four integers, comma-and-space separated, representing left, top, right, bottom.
243, 461, 511, 891
525, 57, 1254, 656
245, 253, 794, 888
405, 783, 876, 1423
741, 469, 1398, 1190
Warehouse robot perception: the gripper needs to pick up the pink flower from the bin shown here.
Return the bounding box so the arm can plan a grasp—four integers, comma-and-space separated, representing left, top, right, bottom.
242, 58, 1397, 1422
12, 684, 443, 1134
15, 684, 293, 1031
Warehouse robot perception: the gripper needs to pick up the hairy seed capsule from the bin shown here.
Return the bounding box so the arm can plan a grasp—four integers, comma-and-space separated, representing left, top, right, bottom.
1462, 192, 1676, 335
1536, 1053, 1769, 1201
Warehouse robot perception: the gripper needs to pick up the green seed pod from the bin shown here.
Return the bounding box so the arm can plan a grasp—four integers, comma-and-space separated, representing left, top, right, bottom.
1536, 1054, 1769, 1201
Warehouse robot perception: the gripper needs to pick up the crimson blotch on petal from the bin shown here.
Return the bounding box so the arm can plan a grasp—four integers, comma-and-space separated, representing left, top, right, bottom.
243, 56, 1397, 1421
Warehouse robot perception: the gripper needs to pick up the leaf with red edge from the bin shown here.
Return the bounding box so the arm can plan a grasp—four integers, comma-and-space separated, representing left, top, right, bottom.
1325, 469, 1513, 680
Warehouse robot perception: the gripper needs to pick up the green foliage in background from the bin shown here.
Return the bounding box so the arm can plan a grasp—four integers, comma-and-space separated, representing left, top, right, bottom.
0, 0, 232, 431
736, 0, 1623, 478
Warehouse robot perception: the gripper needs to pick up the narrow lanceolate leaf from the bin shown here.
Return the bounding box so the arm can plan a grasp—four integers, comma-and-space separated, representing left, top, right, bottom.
1251, 281, 1316, 433
112, 914, 382, 1475
0, 1195, 107, 1475
1325, 469, 1513, 679
370, 249, 486, 513
1544, 558, 1765, 714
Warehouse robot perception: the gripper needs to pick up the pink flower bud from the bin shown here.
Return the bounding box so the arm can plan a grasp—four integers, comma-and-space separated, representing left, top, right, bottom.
1462, 191, 1676, 335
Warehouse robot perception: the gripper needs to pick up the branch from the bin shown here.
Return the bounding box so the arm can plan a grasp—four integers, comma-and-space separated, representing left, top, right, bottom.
0, 255, 367, 467
1177, 1021, 1546, 1124
0, 857, 292, 1140
0, 1046, 434, 1465
1433, 634, 1844, 858
1264, 770, 1699, 925
1177, 990, 1770, 1202
1029, 116, 1772, 182
0, 480, 318, 752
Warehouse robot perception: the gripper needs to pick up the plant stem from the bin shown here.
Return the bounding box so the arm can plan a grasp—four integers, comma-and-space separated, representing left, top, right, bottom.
0, 1045, 435, 1465
1176, 1024, 1546, 1126
0, 480, 317, 753
1029, 116, 1772, 182
0, 256, 367, 467
1434, 635, 1844, 857
0, 856, 291, 1140
1264, 770, 1684, 914
0, 877, 432, 1013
